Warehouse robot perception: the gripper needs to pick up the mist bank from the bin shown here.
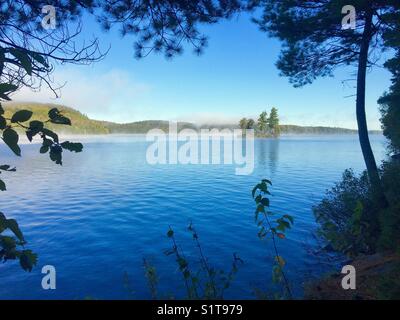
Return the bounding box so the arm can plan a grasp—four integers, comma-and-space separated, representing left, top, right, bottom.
4, 102, 381, 135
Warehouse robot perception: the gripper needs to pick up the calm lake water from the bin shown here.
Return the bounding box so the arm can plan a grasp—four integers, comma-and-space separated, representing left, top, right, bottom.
0, 134, 387, 299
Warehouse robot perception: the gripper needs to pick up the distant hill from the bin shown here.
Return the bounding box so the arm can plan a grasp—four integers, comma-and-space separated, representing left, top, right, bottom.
2, 102, 381, 135
280, 125, 358, 135
99, 120, 198, 133
3, 102, 109, 134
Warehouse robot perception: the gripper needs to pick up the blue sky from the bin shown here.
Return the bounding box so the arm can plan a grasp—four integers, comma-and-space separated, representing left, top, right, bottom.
14, 13, 392, 130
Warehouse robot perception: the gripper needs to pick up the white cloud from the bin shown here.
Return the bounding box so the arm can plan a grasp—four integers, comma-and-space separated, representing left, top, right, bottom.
11, 67, 150, 122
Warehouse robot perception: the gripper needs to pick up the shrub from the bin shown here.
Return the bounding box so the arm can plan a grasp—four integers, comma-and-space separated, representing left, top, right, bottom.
378, 161, 400, 251
313, 169, 380, 257
314, 163, 400, 257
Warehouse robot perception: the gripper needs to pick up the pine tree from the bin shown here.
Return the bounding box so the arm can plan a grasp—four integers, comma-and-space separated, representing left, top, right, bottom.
247, 118, 255, 130
268, 107, 280, 137
257, 111, 268, 135
239, 118, 248, 130
254, 0, 400, 204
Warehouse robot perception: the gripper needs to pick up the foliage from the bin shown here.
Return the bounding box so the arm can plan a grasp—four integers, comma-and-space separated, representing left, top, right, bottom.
0, 0, 104, 95
377, 161, 400, 251
244, 108, 281, 137
0, 97, 83, 271
239, 118, 248, 130
376, 261, 400, 300
238, 117, 256, 130
268, 107, 280, 137
316, 25, 400, 258
313, 169, 378, 257
0, 212, 37, 271
253, 1, 399, 86
164, 224, 243, 299
252, 179, 294, 299
141, 223, 243, 300
314, 164, 400, 257
278, 125, 361, 135
97, 0, 241, 58
257, 111, 268, 134
246, 118, 255, 130
379, 51, 400, 154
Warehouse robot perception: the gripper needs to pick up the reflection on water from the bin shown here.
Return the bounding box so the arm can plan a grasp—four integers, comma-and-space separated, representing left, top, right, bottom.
0, 134, 387, 299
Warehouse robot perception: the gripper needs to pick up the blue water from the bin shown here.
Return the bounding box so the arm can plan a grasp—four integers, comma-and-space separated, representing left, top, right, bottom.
0, 134, 387, 299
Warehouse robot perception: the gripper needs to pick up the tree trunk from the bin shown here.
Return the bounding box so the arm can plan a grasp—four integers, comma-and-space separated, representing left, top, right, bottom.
356, 8, 387, 206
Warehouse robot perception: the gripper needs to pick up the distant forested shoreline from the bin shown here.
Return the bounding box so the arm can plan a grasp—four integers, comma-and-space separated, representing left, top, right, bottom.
4, 102, 381, 135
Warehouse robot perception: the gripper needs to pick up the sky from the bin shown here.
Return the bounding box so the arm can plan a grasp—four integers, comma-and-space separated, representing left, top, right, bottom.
13, 12, 393, 130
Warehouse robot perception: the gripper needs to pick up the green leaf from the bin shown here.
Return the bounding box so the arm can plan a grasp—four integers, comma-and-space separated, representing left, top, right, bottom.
10, 48, 32, 76
49, 146, 63, 165
261, 198, 270, 207
19, 250, 38, 272
28, 52, 49, 68
26, 120, 44, 142
262, 179, 272, 185
26, 130, 34, 142
0, 115, 6, 129
50, 115, 71, 126
11, 110, 33, 123
41, 128, 59, 143
48, 108, 60, 120
60, 141, 83, 153
0, 212, 6, 232
29, 120, 44, 131
2, 128, 21, 156
40, 145, 49, 154
5, 219, 24, 242
278, 219, 291, 229
283, 214, 294, 225
0, 165, 15, 172
0, 83, 17, 100
0, 83, 18, 94
0, 179, 5, 191
42, 138, 53, 147
254, 194, 262, 204
0, 235, 16, 250
48, 108, 72, 125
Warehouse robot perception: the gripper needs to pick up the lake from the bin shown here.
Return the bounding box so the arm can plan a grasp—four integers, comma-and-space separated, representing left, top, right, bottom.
0, 134, 387, 299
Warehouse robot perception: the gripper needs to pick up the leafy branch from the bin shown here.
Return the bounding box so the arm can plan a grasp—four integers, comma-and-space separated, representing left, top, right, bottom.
0, 90, 83, 271
252, 179, 294, 299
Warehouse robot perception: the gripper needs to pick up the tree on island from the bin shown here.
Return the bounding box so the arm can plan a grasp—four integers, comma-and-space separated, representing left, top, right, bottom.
268, 107, 280, 137
246, 118, 255, 130
239, 117, 255, 130
253, 0, 400, 204
239, 117, 248, 130
257, 111, 268, 135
